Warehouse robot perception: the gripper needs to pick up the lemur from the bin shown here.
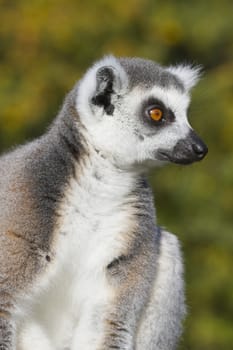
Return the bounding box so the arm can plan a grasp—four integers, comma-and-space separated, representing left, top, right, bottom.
0, 55, 208, 350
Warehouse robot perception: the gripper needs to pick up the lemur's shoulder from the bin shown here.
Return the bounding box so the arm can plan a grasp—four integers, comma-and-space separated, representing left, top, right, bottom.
0, 136, 68, 252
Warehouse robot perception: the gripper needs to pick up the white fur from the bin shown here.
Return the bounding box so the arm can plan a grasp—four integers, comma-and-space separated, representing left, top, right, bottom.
167, 64, 202, 91
18, 323, 53, 350
17, 151, 137, 349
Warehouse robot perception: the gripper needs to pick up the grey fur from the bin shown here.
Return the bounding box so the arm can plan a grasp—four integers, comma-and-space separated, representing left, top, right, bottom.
119, 57, 184, 91
0, 55, 205, 349
101, 179, 161, 348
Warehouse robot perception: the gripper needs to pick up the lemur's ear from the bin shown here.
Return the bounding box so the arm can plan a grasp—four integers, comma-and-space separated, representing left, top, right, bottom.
91, 66, 119, 115
167, 64, 202, 91
76, 55, 128, 118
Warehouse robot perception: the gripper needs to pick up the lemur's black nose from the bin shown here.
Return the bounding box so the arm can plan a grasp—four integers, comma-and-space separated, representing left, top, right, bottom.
157, 129, 208, 165
190, 131, 208, 160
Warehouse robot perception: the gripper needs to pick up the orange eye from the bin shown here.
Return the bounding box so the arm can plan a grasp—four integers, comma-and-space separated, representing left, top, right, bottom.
149, 108, 163, 121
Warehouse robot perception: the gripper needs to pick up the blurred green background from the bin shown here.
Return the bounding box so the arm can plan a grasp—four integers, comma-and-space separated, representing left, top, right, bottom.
0, 0, 232, 349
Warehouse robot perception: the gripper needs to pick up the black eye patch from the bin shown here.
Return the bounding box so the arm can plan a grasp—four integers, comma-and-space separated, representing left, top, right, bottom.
140, 97, 175, 127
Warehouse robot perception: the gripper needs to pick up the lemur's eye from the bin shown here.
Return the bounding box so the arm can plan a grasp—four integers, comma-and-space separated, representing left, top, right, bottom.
148, 108, 164, 122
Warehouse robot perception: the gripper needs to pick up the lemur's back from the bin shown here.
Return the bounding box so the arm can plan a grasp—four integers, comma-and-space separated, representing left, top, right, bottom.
0, 88, 82, 261
0, 55, 207, 350
0, 139, 61, 315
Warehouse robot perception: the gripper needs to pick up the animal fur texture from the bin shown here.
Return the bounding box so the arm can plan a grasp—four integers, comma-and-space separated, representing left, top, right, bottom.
0, 55, 208, 350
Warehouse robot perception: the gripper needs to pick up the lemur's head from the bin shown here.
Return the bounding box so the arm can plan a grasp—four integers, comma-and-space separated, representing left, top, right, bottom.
76, 55, 208, 169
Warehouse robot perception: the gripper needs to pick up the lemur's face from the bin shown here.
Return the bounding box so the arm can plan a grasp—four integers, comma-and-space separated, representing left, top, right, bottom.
77, 56, 208, 169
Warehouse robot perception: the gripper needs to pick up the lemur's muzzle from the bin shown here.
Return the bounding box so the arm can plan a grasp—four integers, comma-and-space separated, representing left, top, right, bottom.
157, 130, 208, 165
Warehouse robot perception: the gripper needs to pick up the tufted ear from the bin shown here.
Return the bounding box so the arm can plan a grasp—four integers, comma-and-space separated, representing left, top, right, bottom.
168, 64, 202, 91
76, 55, 128, 119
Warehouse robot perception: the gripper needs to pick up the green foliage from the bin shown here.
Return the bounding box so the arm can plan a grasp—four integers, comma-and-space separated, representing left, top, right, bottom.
0, 0, 232, 348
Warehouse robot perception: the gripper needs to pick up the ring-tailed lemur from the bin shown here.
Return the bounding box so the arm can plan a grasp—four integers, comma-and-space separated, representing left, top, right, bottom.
0, 55, 207, 350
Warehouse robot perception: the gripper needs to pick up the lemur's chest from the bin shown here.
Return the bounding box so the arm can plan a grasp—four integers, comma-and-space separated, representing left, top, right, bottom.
56, 173, 135, 275
23, 170, 137, 348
